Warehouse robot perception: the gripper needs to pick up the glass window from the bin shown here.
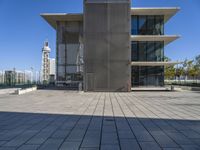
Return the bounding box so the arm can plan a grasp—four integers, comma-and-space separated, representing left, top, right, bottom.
154, 41, 164, 61
131, 15, 164, 35
132, 66, 164, 86
131, 16, 138, 35
138, 16, 147, 35
131, 42, 138, 61
138, 42, 147, 61
146, 16, 154, 34
146, 42, 155, 61
154, 16, 164, 35
131, 41, 164, 62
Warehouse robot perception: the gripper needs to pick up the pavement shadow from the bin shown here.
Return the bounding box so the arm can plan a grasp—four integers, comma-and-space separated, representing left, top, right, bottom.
0, 111, 200, 150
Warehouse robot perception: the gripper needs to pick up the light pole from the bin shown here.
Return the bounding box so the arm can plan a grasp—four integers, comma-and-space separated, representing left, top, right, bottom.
30, 67, 34, 85
13, 67, 16, 87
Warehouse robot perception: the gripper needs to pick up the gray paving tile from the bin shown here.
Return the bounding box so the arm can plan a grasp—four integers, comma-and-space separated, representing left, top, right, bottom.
80, 148, 99, 150
191, 138, 200, 146
132, 130, 154, 142
118, 131, 135, 139
166, 131, 193, 145
139, 141, 161, 150
27, 131, 53, 144
181, 145, 200, 150
4, 130, 38, 147
0, 147, 17, 150
0, 141, 7, 146
66, 130, 86, 142
101, 133, 119, 145
38, 138, 64, 150
120, 139, 140, 150
180, 130, 200, 139
17, 144, 39, 150
100, 145, 120, 150
150, 131, 179, 148
51, 129, 70, 139
163, 148, 182, 150
59, 141, 81, 150
1, 90, 200, 150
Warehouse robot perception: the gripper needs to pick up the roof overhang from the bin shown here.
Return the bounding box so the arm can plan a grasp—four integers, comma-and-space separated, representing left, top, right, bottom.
40, 13, 83, 29
131, 61, 179, 66
131, 7, 180, 23
131, 35, 180, 45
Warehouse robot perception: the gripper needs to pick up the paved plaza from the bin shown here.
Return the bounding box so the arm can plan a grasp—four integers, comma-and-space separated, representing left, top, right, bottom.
0, 90, 200, 150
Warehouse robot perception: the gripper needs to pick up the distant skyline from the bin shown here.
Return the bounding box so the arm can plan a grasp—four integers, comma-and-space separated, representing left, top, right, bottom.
0, 0, 200, 71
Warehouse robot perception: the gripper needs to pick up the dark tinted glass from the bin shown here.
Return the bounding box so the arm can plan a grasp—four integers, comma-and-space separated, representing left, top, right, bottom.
131, 41, 164, 61
131, 16, 138, 35
131, 41, 138, 61
131, 15, 164, 35
132, 66, 164, 86
138, 16, 147, 35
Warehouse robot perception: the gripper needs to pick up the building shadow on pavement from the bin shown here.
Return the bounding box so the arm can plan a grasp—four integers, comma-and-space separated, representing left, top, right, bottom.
0, 111, 200, 150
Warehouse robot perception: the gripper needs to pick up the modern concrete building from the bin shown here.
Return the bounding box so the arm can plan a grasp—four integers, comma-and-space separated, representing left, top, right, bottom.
41, 0, 180, 91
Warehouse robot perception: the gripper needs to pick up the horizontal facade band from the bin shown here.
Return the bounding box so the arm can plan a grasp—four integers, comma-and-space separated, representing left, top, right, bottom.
41, 7, 180, 29
131, 35, 180, 45
40, 14, 83, 29
131, 61, 180, 66
131, 7, 180, 22
85, 0, 130, 3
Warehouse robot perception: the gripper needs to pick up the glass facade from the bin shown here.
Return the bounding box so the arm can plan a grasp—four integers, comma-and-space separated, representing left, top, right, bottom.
131, 41, 164, 86
132, 66, 164, 86
131, 15, 165, 86
131, 41, 164, 62
131, 15, 164, 35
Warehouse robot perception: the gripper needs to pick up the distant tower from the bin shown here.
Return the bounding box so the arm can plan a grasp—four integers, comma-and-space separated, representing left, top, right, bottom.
41, 40, 51, 83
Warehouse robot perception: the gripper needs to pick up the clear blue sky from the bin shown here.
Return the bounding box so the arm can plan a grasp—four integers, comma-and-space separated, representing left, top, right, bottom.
0, 0, 200, 71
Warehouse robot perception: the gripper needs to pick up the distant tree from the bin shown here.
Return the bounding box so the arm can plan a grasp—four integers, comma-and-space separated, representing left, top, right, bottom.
194, 55, 200, 79
187, 60, 194, 79
188, 65, 199, 80
165, 65, 175, 80
195, 54, 200, 67
164, 56, 171, 62
175, 67, 184, 80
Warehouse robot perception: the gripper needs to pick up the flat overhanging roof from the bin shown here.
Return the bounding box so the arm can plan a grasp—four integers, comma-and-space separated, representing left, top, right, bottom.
41, 7, 180, 29
131, 7, 180, 22
131, 35, 180, 45
131, 61, 179, 66
40, 13, 83, 29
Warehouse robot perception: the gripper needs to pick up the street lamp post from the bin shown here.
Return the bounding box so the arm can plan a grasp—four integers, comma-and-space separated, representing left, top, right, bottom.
30, 67, 34, 85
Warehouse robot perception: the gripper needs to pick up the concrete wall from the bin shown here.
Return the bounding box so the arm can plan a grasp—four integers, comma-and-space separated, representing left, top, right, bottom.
84, 0, 131, 92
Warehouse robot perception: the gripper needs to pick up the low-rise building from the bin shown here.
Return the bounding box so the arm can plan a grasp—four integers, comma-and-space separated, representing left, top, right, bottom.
41, 0, 180, 91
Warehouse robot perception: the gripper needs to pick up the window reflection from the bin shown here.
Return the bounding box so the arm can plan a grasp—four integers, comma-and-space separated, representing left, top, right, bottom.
131, 15, 164, 35
132, 66, 164, 86
131, 41, 164, 62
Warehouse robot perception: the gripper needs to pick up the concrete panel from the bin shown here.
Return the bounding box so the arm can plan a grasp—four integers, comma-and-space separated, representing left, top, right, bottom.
84, 3, 107, 33
84, 0, 131, 92
109, 3, 130, 33
109, 33, 130, 60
